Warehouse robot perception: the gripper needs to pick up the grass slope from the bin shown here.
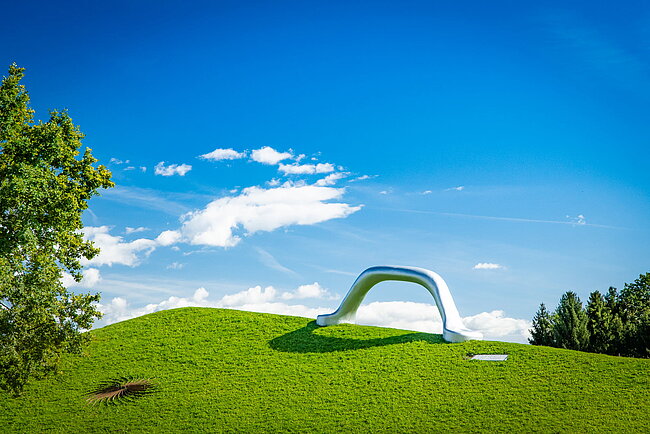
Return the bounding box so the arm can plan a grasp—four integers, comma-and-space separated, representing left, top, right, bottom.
2, 307, 649, 432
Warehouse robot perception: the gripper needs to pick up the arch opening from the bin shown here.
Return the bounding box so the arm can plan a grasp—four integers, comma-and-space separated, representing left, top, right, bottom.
316, 265, 482, 343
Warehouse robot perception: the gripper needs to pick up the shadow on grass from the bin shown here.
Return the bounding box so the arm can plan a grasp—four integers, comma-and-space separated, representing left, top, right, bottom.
269, 321, 445, 353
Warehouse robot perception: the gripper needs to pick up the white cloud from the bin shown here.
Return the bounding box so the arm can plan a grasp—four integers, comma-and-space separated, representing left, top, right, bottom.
95, 287, 530, 343
82, 227, 183, 267
61, 268, 102, 288
280, 282, 335, 300
315, 172, 347, 186
220, 285, 278, 306
355, 301, 530, 343
125, 226, 148, 234
95, 282, 336, 326
82, 226, 158, 267
256, 247, 297, 276
156, 230, 181, 246
379, 190, 390, 195
154, 161, 192, 176
97, 287, 213, 325
446, 186, 465, 191
179, 184, 361, 247
348, 174, 378, 182
421, 190, 432, 195
250, 146, 292, 165
278, 162, 335, 175
200, 148, 246, 161
473, 263, 505, 270
567, 214, 586, 225
462, 310, 531, 342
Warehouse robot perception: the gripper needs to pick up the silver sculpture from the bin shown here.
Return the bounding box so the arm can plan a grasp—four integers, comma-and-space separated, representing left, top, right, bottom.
316, 265, 483, 343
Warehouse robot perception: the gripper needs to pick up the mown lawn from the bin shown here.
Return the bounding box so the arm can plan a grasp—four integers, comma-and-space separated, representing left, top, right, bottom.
2, 307, 648, 432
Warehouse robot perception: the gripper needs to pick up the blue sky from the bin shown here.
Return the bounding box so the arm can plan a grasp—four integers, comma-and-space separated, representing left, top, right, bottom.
4, 1, 649, 342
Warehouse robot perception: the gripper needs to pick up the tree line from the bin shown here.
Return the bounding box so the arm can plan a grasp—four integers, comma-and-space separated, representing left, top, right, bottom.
529, 273, 650, 358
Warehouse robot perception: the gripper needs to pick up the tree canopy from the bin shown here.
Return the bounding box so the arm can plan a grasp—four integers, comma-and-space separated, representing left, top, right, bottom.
529, 273, 650, 358
0, 64, 113, 395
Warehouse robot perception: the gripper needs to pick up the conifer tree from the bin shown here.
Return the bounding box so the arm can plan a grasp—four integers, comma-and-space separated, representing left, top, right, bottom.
529, 303, 555, 346
619, 274, 650, 357
586, 291, 612, 354
553, 291, 589, 351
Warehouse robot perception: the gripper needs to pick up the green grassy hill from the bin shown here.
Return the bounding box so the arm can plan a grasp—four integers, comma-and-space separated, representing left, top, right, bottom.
2, 307, 648, 432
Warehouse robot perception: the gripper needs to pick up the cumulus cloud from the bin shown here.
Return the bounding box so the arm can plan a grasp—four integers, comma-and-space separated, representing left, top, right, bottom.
81, 227, 183, 267
250, 146, 292, 165
278, 162, 335, 175
473, 263, 505, 270
61, 268, 102, 288
82, 226, 158, 267
96, 284, 334, 326
356, 301, 530, 343
154, 161, 192, 176
280, 282, 335, 300
200, 148, 246, 161
315, 173, 347, 186
96, 286, 530, 343
156, 230, 182, 246
178, 184, 361, 247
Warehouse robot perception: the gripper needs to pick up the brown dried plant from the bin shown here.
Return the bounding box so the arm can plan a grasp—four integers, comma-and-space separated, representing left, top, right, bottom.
85, 377, 156, 405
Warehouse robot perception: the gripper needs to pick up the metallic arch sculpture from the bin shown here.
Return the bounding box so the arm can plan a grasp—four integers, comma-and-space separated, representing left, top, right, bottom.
316, 265, 483, 343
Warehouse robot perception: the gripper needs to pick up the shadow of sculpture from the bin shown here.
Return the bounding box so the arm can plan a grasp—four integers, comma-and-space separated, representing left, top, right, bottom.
269, 321, 445, 354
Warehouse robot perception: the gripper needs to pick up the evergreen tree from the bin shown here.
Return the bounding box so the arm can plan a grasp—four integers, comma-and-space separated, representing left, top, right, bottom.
586, 291, 612, 354
529, 303, 555, 346
553, 291, 589, 351
604, 287, 625, 356
619, 274, 650, 357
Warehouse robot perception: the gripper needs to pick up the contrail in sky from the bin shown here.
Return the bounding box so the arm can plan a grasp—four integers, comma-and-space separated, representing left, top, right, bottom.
377, 208, 622, 229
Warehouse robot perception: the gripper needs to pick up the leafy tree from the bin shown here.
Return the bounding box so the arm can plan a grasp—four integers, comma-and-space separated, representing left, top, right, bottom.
0, 64, 113, 395
553, 291, 589, 351
586, 291, 613, 354
528, 303, 555, 346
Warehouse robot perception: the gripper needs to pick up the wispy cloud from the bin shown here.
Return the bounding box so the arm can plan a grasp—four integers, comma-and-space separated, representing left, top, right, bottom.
99, 186, 192, 215
255, 247, 298, 276
125, 226, 148, 234
380, 208, 620, 229
348, 174, 378, 182
445, 186, 465, 191
544, 11, 649, 94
